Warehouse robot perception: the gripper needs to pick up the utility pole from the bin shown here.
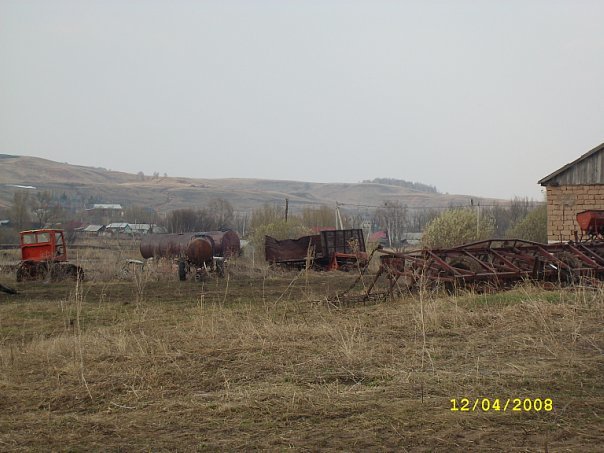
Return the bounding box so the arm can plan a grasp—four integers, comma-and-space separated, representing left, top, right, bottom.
284, 198, 289, 223
335, 202, 344, 230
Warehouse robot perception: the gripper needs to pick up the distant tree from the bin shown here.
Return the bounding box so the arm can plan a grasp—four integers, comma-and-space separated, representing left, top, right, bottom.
165, 209, 198, 233
345, 212, 367, 230
59, 192, 69, 208
152, 171, 160, 180
506, 205, 547, 243
32, 190, 64, 227
233, 211, 250, 236
137, 171, 145, 181
422, 208, 495, 249
300, 205, 335, 229
374, 200, 408, 246
363, 178, 438, 194
484, 197, 539, 236
124, 205, 158, 224
409, 208, 440, 233
11, 191, 31, 230
250, 204, 283, 230
86, 195, 100, 208
509, 196, 533, 225
207, 198, 234, 229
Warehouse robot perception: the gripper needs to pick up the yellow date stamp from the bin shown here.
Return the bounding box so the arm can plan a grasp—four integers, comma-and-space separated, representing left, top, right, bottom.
450, 397, 553, 413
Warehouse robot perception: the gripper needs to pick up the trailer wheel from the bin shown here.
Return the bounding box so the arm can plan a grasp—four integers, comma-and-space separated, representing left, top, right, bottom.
178, 260, 187, 281
553, 252, 581, 285
215, 260, 225, 278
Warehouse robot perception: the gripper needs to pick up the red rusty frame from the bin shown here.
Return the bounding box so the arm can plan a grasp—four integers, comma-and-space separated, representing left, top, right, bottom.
370, 239, 604, 296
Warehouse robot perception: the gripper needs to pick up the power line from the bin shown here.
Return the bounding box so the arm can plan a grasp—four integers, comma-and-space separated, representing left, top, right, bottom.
322, 200, 545, 211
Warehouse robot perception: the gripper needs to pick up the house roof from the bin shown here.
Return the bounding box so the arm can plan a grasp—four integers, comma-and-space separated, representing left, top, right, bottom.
82, 224, 105, 232
106, 222, 130, 229
89, 204, 123, 210
368, 230, 388, 241
129, 223, 152, 231
538, 142, 604, 186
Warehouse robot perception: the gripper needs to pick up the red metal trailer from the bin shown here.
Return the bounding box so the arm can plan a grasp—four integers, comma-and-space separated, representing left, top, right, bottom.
265, 229, 368, 270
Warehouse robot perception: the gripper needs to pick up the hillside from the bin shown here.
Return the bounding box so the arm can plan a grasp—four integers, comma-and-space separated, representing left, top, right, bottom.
0, 154, 499, 212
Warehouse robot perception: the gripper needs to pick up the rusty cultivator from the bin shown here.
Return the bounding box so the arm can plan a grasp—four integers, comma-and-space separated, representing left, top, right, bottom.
334, 238, 604, 304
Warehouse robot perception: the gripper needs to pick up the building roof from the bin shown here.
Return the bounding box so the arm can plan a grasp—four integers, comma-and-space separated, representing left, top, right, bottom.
129, 223, 152, 231
106, 222, 131, 229
539, 142, 604, 186
89, 203, 123, 210
82, 224, 105, 232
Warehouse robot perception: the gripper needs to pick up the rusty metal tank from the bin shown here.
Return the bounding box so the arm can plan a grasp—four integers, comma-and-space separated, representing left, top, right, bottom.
198, 230, 241, 258
140, 230, 240, 266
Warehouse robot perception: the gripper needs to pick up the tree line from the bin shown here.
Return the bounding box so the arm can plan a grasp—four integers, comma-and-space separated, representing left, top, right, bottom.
2, 189, 546, 247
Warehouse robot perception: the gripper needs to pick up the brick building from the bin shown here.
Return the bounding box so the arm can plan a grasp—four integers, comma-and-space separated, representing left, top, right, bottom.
539, 142, 604, 242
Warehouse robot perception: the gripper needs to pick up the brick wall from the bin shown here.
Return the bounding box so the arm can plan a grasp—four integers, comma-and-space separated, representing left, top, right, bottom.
546, 185, 604, 242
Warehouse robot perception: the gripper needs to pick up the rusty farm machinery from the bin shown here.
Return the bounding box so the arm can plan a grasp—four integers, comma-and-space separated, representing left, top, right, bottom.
336, 210, 604, 304
16, 229, 84, 282
266, 229, 368, 271
139, 230, 241, 280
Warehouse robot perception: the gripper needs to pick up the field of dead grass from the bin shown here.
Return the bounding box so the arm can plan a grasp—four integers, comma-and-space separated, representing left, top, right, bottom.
0, 253, 603, 451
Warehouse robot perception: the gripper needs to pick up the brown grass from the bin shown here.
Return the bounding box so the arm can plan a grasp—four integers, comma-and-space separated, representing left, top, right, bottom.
0, 254, 603, 451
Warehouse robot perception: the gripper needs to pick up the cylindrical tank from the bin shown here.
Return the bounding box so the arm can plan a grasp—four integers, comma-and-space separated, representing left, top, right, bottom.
140, 233, 213, 266
199, 230, 241, 258
140, 230, 240, 266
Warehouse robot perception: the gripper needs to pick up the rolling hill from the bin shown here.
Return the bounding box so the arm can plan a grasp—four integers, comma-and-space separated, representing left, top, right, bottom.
0, 154, 499, 213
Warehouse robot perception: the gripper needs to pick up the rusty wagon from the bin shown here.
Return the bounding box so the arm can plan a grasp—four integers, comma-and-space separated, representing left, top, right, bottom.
265, 229, 368, 270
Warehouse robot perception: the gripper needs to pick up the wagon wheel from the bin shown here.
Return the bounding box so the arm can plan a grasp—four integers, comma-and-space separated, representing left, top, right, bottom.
447, 256, 483, 273
178, 259, 187, 281
553, 252, 582, 285
444, 256, 485, 292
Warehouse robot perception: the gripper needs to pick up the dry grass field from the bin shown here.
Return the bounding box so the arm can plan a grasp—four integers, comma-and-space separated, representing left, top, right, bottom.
0, 247, 603, 451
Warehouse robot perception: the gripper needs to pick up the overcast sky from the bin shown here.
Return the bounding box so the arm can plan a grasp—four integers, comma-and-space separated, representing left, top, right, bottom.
1, 0, 602, 199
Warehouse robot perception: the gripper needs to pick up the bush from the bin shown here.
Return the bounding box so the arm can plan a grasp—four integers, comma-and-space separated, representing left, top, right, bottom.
421, 208, 495, 249
0, 227, 19, 245
506, 205, 547, 243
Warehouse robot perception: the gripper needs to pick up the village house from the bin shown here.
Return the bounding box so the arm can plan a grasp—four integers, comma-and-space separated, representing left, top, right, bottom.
85, 203, 123, 224
539, 142, 604, 242
105, 222, 132, 236
78, 224, 106, 236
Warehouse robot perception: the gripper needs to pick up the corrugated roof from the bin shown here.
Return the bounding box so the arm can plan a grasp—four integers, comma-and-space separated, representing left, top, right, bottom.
106, 223, 130, 228
130, 224, 152, 231
83, 224, 104, 232
90, 204, 122, 210
539, 142, 604, 185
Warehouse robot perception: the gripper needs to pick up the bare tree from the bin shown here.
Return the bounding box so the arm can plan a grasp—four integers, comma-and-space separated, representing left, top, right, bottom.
124, 205, 158, 224
300, 205, 335, 229
207, 198, 234, 229
250, 203, 283, 230
164, 209, 198, 233
32, 190, 63, 227
410, 208, 440, 233
11, 191, 31, 230
374, 200, 408, 247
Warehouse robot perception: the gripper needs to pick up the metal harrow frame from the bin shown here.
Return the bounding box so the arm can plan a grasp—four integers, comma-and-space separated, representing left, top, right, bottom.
360, 239, 604, 298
